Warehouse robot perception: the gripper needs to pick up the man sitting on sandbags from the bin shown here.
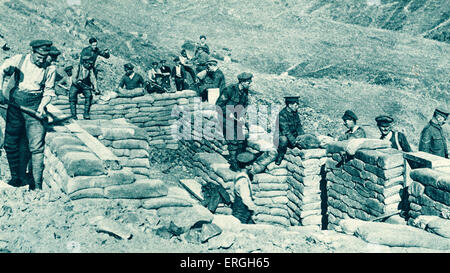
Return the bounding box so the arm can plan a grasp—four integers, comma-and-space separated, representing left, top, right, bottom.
275, 96, 319, 165
117, 63, 145, 97
232, 152, 258, 224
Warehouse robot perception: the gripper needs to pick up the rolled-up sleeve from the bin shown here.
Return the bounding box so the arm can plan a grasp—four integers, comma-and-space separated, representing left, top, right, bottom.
43, 65, 56, 97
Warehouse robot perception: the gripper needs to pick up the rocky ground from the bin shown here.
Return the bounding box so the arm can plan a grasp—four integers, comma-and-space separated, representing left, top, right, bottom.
0, 0, 449, 253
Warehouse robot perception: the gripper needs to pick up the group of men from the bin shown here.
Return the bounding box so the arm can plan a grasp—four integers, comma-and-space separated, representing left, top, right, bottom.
0, 35, 447, 226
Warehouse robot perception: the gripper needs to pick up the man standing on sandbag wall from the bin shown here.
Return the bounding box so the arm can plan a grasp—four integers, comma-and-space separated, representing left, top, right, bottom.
274, 96, 305, 165
80, 37, 110, 80
232, 152, 258, 224
69, 55, 99, 120
338, 110, 366, 141
419, 108, 448, 158
216, 72, 253, 172
196, 59, 226, 102
0, 40, 56, 190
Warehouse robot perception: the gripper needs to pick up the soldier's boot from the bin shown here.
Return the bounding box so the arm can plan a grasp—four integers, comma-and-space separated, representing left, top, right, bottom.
83, 97, 92, 120
69, 102, 78, 120
30, 153, 44, 190
5, 153, 22, 187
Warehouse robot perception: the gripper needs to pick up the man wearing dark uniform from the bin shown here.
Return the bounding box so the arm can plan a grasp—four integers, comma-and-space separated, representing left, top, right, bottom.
375, 115, 412, 152
197, 59, 226, 102
232, 152, 257, 224
338, 110, 366, 141
275, 96, 305, 165
69, 55, 98, 120
159, 60, 171, 91
419, 108, 448, 158
80, 37, 110, 79
0, 40, 56, 190
216, 72, 253, 171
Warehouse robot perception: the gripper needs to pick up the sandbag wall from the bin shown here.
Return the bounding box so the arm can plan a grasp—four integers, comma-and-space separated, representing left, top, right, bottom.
325, 141, 406, 231
43, 125, 168, 200
284, 148, 327, 229
77, 119, 153, 179
408, 168, 450, 221
50, 90, 198, 149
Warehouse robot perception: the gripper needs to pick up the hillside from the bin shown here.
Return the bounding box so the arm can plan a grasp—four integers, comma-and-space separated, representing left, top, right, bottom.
0, 0, 448, 147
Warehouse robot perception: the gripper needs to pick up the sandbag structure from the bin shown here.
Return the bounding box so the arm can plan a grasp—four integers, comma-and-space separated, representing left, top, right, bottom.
41, 91, 450, 243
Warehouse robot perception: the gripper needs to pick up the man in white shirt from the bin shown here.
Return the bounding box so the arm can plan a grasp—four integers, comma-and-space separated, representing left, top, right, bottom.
232, 152, 258, 224
0, 40, 56, 190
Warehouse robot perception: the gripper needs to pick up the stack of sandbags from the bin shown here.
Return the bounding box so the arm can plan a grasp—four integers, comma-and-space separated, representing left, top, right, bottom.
408, 168, 450, 220
325, 139, 405, 231
176, 103, 229, 157
78, 119, 152, 178
285, 147, 327, 228
189, 152, 234, 191
252, 163, 290, 227
52, 90, 198, 150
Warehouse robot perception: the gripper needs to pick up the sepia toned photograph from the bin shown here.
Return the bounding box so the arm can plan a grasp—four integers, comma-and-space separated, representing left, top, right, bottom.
0, 0, 449, 257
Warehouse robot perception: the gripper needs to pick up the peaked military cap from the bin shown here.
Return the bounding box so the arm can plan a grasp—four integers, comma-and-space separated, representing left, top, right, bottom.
30, 40, 52, 54
160, 59, 166, 63
237, 72, 253, 82
207, 59, 218, 65
89, 37, 97, 44
124, 63, 134, 70
48, 46, 61, 56
236, 152, 256, 164
375, 115, 394, 127
285, 96, 299, 104
152, 61, 159, 66
342, 110, 358, 121
200, 35, 207, 40
434, 107, 449, 118
173, 57, 180, 62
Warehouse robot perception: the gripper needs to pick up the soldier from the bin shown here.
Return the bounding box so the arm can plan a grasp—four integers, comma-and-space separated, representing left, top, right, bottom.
232, 152, 257, 224
196, 59, 226, 102
118, 63, 145, 91
171, 57, 187, 91
0, 40, 56, 190
159, 59, 171, 91
274, 96, 305, 165
338, 110, 366, 140
69, 55, 98, 120
375, 115, 412, 152
195, 35, 210, 56
216, 72, 253, 171
419, 108, 448, 158
80, 37, 110, 79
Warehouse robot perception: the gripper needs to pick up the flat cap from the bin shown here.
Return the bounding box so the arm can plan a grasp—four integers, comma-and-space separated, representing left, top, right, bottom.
237, 72, 253, 82
200, 35, 207, 40
375, 115, 394, 127
207, 59, 218, 65
152, 61, 159, 66
236, 152, 256, 164
342, 110, 358, 121
124, 63, 134, 70
160, 59, 166, 63
48, 46, 61, 56
285, 96, 299, 104
30, 40, 52, 54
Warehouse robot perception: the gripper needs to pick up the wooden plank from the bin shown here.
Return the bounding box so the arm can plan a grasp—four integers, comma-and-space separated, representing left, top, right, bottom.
404, 151, 450, 169
46, 104, 121, 170
179, 179, 204, 202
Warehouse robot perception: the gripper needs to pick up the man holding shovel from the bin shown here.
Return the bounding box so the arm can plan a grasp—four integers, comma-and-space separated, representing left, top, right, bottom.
0, 40, 56, 190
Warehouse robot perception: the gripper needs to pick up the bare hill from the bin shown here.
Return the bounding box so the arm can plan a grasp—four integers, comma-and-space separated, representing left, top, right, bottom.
0, 0, 448, 148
